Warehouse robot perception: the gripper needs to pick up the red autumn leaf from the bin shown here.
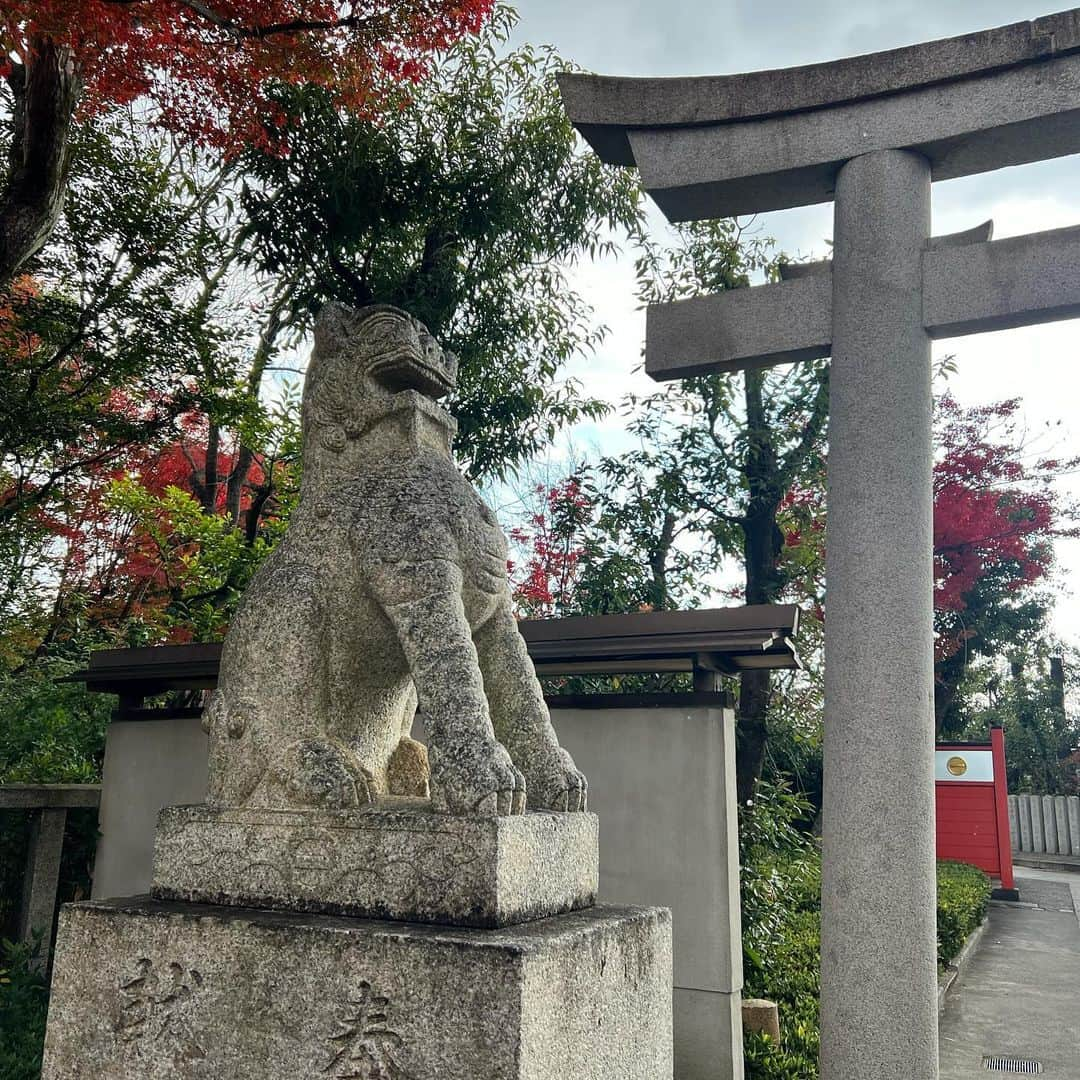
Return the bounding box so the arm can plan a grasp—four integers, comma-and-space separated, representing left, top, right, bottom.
2, 1, 495, 152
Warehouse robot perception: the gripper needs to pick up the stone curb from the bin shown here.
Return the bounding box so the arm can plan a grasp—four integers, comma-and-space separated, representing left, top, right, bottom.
1013, 852, 1080, 875
937, 917, 988, 1014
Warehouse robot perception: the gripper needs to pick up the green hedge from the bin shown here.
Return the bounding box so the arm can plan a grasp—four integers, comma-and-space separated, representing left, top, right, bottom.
745, 857, 991, 1079
936, 859, 992, 967
744, 909, 821, 1078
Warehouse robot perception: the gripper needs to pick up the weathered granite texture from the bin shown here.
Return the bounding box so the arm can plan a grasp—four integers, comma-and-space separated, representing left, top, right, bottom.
42, 897, 672, 1080
646, 221, 1080, 379
203, 303, 585, 818
557, 9, 1080, 156
151, 803, 598, 928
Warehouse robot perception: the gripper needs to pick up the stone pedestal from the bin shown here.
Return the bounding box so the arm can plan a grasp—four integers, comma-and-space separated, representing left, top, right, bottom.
42, 896, 672, 1080
152, 804, 598, 928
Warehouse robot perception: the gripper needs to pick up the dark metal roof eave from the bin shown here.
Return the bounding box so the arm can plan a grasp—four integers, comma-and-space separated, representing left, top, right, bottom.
65, 604, 806, 694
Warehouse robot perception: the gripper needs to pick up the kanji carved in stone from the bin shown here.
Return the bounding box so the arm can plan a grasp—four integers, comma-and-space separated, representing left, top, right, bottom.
202, 304, 586, 817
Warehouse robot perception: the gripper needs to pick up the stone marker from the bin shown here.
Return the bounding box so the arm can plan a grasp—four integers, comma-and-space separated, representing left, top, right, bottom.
742, 999, 781, 1044
559, 10, 1080, 1078
18, 808, 67, 965
1031, 796, 1046, 854
1018, 794, 1034, 852
42, 304, 672, 1079
1043, 794, 1059, 854
1054, 795, 1072, 854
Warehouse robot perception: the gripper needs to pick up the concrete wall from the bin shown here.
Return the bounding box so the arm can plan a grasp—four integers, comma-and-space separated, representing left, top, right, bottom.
1009, 793, 1080, 857
91, 702, 744, 1080
551, 702, 743, 1080
92, 718, 209, 900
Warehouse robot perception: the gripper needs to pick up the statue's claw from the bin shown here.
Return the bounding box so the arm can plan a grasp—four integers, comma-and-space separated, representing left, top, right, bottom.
524, 745, 588, 814
429, 739, 526, 817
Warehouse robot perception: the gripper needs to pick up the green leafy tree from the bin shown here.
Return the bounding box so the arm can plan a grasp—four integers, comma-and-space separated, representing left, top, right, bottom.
506, 468, 710, 620
952, 649, 1080, 794
576, 454, 713, 616
236, 5, 642, 478
0, 110, 294, 659
6, 6, 641, 659
624, 221, 830, 802
0, 117, 230, 530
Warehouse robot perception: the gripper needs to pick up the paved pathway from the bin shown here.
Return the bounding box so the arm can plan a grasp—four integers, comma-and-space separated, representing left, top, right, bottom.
939, 869, 1080, 1078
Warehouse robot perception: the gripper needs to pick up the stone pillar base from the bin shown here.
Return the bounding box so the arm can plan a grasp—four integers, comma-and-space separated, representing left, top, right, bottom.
43, 896, 672, 1080
152, 802, 598, 928
674, 988, 744, 1080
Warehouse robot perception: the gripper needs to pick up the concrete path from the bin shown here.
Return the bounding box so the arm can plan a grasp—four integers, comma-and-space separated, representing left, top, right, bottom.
939, 869, 1080, 1078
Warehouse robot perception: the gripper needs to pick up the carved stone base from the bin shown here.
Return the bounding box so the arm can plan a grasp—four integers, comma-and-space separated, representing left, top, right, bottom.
151, 802, 598, 928
42, 896, 673, 1080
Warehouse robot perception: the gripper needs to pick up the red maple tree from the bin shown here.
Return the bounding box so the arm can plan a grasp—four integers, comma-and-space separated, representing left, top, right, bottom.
18, 385, 283, 645
0, 0, 494, 281
932, 394, 1077, 651
508, 479, 591, 618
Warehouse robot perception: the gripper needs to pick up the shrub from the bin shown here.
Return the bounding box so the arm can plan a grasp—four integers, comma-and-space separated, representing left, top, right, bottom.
0, 936, 50, 1080
743, 838, 991, 1078
0, 660, 109, 939
744, 908, 820, 1078
740, 779, 821, 974
0, 662, 112, 785
936, 859, 991, 966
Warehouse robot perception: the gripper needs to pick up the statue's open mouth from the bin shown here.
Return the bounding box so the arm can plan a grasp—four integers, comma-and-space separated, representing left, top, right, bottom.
369, 349, 454, 398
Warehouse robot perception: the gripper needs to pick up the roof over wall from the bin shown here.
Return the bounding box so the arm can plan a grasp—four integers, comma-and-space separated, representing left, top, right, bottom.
67, 604, 802, 719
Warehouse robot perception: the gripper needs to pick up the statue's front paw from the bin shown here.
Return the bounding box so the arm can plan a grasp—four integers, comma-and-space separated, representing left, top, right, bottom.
429, 738, 526, 817
523, 745, 588, 813
274, 739, 374, 810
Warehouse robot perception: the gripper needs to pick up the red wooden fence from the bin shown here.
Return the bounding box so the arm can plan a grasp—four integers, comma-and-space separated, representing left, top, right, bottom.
935, 727, 1014, 891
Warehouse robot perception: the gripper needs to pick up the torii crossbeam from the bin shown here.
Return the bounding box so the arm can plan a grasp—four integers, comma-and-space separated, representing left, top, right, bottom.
560, 10, 1080, 1080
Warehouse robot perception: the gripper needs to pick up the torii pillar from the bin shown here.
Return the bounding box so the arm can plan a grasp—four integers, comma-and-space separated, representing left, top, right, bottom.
560, 10, 1080, 1078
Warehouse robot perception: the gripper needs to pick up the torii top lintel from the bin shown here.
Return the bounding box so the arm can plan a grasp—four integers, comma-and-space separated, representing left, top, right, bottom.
558, 9, 1080, 220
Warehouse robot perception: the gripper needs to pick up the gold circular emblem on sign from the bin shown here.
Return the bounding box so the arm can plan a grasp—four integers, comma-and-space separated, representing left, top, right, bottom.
946, 756, 968, 777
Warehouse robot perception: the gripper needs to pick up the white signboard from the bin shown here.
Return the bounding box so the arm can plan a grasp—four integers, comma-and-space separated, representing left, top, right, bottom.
935, 749, 994, 783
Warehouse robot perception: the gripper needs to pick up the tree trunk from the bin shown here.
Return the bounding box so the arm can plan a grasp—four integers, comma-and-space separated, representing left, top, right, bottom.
933, 653, 966, 737
225, 445, 254, 526
0, 36, 80, 286
647, 510, 676, 610
735, 369, 786, 804
737, 669, 772, 805
224, 290, 292, 529
736, 502, 784, 804
202, 423, 220, 512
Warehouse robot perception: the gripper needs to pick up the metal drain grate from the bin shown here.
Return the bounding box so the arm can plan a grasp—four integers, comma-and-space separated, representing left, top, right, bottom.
982, 1057, 1044, 1074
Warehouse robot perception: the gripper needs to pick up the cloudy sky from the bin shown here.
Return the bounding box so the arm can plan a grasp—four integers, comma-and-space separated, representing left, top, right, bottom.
511, 0, 1080, 647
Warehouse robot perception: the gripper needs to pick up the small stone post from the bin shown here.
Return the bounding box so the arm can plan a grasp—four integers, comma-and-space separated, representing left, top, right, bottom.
1068, 797, 1080, 856
1018, 795, 1033, 852
1054, 796, 1071, 855
19, 807, 67, 965
1042, 795, 1058, 854
1008, 796, 1020, 850
742, 999, 781, 1043
1030, 797, 1045, 854
821, 149, 938, 1080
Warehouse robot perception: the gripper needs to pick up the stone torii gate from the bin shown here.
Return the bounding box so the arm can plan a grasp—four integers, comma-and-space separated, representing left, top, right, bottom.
560, 10, 1080, 1079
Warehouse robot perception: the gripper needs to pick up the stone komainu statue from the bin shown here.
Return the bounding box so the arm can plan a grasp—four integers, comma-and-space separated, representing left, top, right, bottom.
203, 303, 586, 817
